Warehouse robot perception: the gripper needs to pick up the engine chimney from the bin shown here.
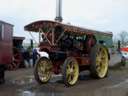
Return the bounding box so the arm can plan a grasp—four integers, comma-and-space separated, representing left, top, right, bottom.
55, 0, 63, 22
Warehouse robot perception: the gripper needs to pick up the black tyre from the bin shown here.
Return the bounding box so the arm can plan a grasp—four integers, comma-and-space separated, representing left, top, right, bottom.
63, 57, 79, 86
90, 44, 109, 78
0, 64, 5, 84
34, 57, 52, 84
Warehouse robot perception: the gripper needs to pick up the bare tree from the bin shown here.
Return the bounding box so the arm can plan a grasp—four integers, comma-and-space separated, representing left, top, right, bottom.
119, 31, 128, 46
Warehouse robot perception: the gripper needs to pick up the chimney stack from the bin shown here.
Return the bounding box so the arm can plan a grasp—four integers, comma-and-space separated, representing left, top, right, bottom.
55, 0, 63, 22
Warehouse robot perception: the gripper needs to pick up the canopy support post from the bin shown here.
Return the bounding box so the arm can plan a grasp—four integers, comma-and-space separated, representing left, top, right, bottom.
39, 28, 52, 46
52, 28, 55, 45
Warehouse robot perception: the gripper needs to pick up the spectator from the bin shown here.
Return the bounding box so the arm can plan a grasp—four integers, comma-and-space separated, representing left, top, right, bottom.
121, 56, 126, 67
32, 48, 38, 67
23, 48, 30, 68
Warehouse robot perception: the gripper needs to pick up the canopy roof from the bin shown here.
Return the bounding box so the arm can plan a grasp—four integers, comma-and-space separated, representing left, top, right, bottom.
24, 20, 112, 36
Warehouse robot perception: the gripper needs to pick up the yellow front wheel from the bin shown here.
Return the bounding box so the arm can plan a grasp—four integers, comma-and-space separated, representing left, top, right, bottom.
63, 57, 79, 86
90, 44, 109, 78
34, 57, 52, 84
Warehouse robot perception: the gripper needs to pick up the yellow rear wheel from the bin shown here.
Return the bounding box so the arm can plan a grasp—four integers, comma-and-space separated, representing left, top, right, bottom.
63, 57, 79, 86
90, 44, 109, 78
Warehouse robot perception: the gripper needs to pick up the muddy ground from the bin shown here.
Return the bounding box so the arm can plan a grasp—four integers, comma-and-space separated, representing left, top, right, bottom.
0, 65, 128, 96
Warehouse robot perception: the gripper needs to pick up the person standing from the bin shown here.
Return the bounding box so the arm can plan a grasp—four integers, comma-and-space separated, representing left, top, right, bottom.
23, 48, 30, 68
32, 48, 38, 67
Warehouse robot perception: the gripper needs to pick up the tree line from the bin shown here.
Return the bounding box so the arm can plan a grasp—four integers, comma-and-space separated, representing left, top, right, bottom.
113, 31, 128, 47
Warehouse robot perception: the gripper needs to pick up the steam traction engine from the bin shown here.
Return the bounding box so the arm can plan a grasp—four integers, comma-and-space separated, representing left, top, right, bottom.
24, 20, 112, 86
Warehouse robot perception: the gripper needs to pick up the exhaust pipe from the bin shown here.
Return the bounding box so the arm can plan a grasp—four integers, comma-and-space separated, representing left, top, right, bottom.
55, 0, 63, 22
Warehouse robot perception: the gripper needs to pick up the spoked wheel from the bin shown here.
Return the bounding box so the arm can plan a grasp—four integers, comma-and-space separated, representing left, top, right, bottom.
63, 57, 79, 86
34, 57, 52, 84
90, 44, 109, 78
13, 54, 21, 69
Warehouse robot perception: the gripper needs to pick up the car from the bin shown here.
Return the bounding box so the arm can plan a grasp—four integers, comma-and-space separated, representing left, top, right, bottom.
120, 47, 128, 66
120, 47, 128, 60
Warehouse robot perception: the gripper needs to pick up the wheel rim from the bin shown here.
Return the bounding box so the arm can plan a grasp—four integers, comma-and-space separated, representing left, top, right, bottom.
37, 59, 52, 83
66, 60, 79, 85
96, 47, 108, 78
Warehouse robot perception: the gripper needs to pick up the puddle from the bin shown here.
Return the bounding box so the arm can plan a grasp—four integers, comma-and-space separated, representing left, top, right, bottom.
17, 90, 64, 96
105, 79, 128, 88
50, 74, 62, 83
12, 80, 25, 85
11, 75, 63, 85
111, 79, 128, 88
11, 76, 35, 85
18, 90, 35, 96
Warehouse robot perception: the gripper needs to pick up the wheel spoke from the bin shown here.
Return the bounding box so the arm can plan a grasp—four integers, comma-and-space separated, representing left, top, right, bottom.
41, 74, 47, 81
70, 62, 74, 69
66, 64, 71, 75
96, 64, 101, 72
101, 52, 106, 59
96, 57, 100, 63
73, 65, 78, 74
67, 74, 72, 82
73, 67, 76, 73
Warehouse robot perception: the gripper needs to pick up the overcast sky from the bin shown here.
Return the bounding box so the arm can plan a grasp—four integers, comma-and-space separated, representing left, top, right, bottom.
0, 0, 127, 43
